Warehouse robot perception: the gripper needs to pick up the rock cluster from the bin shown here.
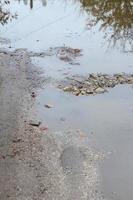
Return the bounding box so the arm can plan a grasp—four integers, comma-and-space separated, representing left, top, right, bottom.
59, 73, 133, 96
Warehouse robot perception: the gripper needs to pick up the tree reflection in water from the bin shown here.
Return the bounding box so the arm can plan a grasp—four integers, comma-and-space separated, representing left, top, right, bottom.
0, 0, 46, 25
79, 0, 133, 51
22, 0, 47, 8
22, 0, 133, 51
0, 0, 133, 51
0, 0, 16, 25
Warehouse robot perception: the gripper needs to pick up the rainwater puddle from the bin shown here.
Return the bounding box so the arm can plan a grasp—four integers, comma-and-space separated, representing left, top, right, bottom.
36, 84, 133, 200
0, 0, 133, 75
1, 0, 133, 199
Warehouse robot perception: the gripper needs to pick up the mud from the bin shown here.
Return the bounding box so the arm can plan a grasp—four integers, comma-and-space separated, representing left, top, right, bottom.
1, 1, 133, 199
0, 48, 102, 199
0, 47, 45, 199
0, 46, 82, 65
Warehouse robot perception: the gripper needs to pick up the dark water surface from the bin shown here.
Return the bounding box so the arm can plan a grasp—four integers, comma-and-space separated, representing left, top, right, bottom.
1, 1, 133, 200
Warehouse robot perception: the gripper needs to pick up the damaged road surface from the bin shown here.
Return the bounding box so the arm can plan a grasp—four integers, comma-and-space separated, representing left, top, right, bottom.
0, 50, 102, 199
1, 0, 133, 199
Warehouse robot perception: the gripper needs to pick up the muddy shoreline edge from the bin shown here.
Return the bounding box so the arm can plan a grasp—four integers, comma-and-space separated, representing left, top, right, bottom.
0, 48, 103, 199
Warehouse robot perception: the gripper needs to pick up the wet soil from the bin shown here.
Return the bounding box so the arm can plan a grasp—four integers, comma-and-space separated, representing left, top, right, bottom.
0, 49, 102, 200
0, 47, 45, 199
0, 1, 133, 200
36, 85, 133, 200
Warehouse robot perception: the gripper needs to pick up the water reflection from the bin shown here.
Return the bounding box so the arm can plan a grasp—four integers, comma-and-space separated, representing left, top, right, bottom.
19, 0, 47, 8
79, 0, 133, 50
0, 0, 46, 25
0, 1, 15, 25
1, 0, 133, 51
18, 0, 133, 51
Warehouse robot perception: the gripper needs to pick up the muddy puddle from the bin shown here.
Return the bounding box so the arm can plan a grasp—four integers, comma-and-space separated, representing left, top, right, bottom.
35, 85, 133, 200
0, 0, 133, 199
1, 0, 133, 74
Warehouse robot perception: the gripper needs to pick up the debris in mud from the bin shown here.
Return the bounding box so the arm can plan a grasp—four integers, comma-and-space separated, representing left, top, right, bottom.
79, 132, 87, 139
12, 138, 22, 143
29, 46, 82, 64
31, 92, 36, 98
40, 126, 48, 131
44, 104, 54, 108
59, 73, 133, 96
0, 46, 82, 65
60, 117, 66, 122
0, 37, 10, 44
0, 153, 5, 160
39, 183, 48, 194
29, 120, 41, 127
95, 87, 107, 94
50, 46, 82, 64
8, 146, 21, 158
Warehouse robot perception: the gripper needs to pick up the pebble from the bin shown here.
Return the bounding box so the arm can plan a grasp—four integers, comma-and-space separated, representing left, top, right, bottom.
29, 121, 41, 127
59, 73, 133, 96
44, 104, 53, 108
95, 87, 106, 94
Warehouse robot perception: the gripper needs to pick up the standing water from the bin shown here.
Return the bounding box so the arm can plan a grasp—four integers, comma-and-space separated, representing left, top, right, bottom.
0, 0, 133, 199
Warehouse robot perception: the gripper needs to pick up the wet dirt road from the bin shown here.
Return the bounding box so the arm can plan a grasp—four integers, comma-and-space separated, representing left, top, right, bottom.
0, 0, 133, 199
0, 49, 43, 199
0, 50, 102, 200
